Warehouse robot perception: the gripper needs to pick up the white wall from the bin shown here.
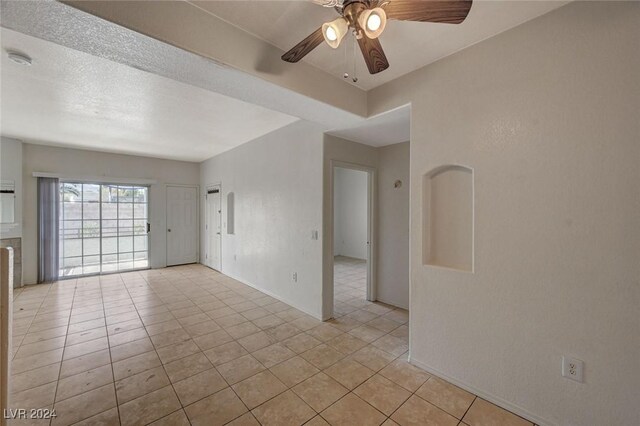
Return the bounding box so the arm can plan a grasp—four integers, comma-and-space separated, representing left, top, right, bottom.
200, 120, 325, 319
0, 137, 23, 239
333, 167, 368, 260
377, 142, 410, 309
22, 144, 200, 284
368, 2, 640, 425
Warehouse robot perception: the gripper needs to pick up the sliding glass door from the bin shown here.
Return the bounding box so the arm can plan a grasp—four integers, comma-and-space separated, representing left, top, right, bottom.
59, 182, 149, 277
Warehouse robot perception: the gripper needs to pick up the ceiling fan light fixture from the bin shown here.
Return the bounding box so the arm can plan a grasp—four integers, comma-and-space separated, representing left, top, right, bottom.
322, 17, 348, 48
358, 7, 387, 39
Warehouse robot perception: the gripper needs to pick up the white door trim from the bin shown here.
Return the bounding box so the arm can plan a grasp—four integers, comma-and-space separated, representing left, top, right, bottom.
165, 184, 199, 266
330, 160, 377, 309
205, 183, 222, 272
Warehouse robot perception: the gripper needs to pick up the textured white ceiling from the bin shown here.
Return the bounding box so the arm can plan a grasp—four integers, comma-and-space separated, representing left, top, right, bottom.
0, 29, 299, 162
194, 0, 568, 90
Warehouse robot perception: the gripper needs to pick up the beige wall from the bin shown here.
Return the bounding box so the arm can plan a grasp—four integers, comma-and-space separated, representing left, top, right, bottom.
368, 2, 640, 425
378, 142, 410, 309
22, 144, 199, 284
200, 121, 325, 319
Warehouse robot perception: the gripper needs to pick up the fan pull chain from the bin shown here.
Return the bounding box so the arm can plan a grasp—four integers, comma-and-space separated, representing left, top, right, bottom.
352, 35, 358, 83
343, 38, 349, 80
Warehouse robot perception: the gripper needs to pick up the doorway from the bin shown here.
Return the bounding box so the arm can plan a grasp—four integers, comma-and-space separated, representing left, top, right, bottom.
59, 182, 149, 277
166, 185, 198, 266
206, 185, 222, 271
332, 165, 374, 315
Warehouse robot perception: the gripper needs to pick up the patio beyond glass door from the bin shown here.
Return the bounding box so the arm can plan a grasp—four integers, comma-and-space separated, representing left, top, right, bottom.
59, 183, 149, 277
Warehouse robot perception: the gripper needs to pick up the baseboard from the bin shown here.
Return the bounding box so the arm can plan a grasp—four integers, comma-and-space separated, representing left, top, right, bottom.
409, 357, 554, 426
220, 270, 323, 321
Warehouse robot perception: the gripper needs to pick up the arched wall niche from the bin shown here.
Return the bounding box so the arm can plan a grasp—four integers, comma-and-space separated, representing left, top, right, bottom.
422, 165, 474, 272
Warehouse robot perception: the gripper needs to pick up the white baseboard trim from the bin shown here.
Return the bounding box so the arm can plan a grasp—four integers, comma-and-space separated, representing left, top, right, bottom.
409, 357, 553, 426
219, 270, 323, 321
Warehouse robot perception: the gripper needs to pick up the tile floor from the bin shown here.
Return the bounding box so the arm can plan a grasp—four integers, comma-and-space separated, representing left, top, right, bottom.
9, 264, 534, 425
333, 256, 367, 316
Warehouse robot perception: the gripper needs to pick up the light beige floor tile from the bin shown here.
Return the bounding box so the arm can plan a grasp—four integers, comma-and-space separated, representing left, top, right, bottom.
155, 339, 200, 364
348, 325, 387, 343
283, 333, 322, 354
118, 385, 181, 426
173, 368, 228, 406
22, 326, 68, 345
462, 398, 533, 426
252, 314, 285, 330
67, 318, 106, 335
270, 356, 320, 388
108, 328, 148, 347
14, 336, 66, 359
324, 358, 374, 390
185, 387, 248, 426
326, 316, 362, 332
164, 352, 213, 383
72, 407, 119, 426
306, 324, 344, 342
59, 349, 111, 379
192, 329, 234, 350
145, 319, 183, 336
371, 334, 409, 357
237, 331, 277, 352
292, 372, 348, 412
306, 416, 331, 426
183, 319, 221, 337
416, 377, 475, 419
12, 348, 64, 374
148, 409, 190, 426
241, 307, 271, 321
56, 364, 113, 401
113, 350, 162, 380
232, 370, 288, 409
300, 343, 346, 369
52, 384, 117, 426
149, 329, 191, 349
354, 374, 412, 416
226, 322, 262, 339
216, 354, 266, 385
65, 327, 108, 347
350, 345, 397, 372
107, 318, 144, 335
251, 390, 315, 426
367, 317, 402, 333
379, 359, 431, 392
320, 393, 386, 426
177, 312, 211, 326
115, 365, 170, 404
391, 395, 459, 426
11, 382, 57, 410
203, 341, 248, 366
11, 363, 60, 394
264, 323, 301, 341
326, 333, 369, 355
252, 343, 296, 368
63, 337, 109, 360
226, 412, 260, 426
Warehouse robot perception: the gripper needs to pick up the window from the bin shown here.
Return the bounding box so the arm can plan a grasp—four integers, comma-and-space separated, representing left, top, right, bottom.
59, 183, 149, 277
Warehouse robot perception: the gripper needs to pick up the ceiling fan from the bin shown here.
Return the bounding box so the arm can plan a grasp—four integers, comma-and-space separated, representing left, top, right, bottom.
282, 0, 473, 74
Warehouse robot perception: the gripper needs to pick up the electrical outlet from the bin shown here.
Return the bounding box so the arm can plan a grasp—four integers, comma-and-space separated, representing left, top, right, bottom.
562, 356, 584, 383
292, 272, 298, 283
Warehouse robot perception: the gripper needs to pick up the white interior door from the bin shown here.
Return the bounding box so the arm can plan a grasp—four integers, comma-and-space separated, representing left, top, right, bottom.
207, 186, 222, 271
166, 185, 198, 266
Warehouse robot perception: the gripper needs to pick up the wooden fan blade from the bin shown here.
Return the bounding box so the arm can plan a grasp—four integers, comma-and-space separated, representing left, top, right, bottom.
282, 27, 324, 63
382, 0, 472, 24
357, 35, 389, 74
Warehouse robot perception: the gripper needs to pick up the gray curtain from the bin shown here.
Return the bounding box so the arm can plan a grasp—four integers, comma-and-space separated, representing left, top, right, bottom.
37, 177, 59, 283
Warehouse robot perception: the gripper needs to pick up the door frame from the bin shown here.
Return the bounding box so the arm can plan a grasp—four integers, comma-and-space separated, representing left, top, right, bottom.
165, 184, 199, 267
205, 183, 222, 272
330, 161, 377, 312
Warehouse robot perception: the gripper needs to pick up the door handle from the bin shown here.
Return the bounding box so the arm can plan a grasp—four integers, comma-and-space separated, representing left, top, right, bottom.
167, 229, 172, 232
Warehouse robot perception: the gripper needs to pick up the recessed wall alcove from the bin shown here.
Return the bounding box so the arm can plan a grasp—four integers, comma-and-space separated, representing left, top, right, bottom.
422, 165, 474, 272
